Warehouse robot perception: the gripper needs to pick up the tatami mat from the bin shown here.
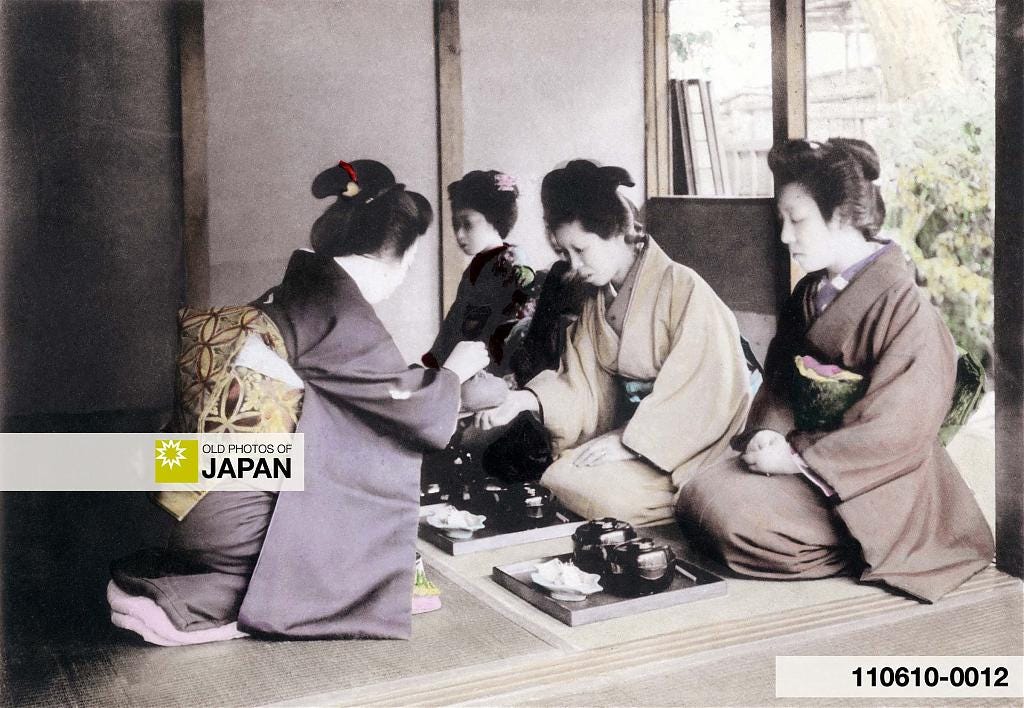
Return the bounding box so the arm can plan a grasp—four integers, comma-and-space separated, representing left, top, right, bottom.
417, 394, 1000, 656
1, 563, 556, 708
329, 575, 1021, 707
418, 523, 933, 652
498, 587, 1023, 707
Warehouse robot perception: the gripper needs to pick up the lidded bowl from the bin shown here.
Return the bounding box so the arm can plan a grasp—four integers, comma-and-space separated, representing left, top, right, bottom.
500, 482, 553, 519
606, 537, 676, 596
571, 517, 636, 575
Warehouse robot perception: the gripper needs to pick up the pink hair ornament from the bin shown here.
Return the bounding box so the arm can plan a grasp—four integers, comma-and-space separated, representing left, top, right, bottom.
494, 173, 517, 192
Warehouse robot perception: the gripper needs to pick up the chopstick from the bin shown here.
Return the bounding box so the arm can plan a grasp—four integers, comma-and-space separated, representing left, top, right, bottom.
674, 563, 698, 582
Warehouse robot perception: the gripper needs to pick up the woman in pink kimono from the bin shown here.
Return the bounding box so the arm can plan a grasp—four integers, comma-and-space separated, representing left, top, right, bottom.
477, 160, 751, 526
109, 160, 489, 643
675, 139, 994, 602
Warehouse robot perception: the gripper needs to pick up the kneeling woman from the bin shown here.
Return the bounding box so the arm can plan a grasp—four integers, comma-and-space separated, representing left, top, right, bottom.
478, 160, 750, 526
110, 161, 488, 643
676, 139, 994, 602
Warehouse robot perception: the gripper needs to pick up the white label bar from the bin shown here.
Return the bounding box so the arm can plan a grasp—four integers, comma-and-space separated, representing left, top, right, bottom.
776, 656, 1024, 698
0, 433, 304, 491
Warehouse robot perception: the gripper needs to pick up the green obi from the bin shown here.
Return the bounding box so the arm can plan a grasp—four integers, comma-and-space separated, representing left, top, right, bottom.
789, 355, 868, 432
939, 348, 985, 445
789, 350, 985, 444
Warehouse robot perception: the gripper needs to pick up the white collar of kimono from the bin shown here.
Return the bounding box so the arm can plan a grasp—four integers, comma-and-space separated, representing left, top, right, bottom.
817, 241, 887, 300
332, 242, 418, 304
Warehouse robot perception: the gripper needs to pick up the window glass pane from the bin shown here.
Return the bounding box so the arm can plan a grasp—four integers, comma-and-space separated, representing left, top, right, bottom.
807, 0, 995, 366
669, 0, 773, 196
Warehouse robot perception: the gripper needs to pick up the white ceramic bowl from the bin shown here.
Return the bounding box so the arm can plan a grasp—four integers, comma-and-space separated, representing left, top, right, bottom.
426, 506, 486, 539
531, 559, 602, 601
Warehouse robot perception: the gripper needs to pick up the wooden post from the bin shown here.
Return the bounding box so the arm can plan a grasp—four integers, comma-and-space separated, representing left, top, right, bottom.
177, 0, 209, 308
770, 0, 806, 299
771, 0, 806, 146
435, 0, 466, 316
994, 0, 1024, 579
644, 0, 671, 198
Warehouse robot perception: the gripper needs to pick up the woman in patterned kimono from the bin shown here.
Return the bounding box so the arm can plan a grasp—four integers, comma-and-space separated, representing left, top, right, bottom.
422, 170, 540, 377
477, 160, 751, 526
675, 139, 994, 602
109, 160, 489, 644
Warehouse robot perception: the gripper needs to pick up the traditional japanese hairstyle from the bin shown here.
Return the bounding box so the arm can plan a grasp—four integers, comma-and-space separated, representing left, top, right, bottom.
310, 159, 432, 258
447, 170, 520, 238
540, 159, 643, 243
767, 138, 886, 242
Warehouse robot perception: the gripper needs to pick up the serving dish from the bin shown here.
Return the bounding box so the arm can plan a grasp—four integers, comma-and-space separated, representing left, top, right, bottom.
418, 498, 584, 555
493, 548, 727, 626
425, 505, 486, 539
530, 558, 603, 601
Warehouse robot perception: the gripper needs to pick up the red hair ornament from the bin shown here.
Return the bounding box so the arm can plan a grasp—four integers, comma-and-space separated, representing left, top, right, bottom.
338, 160, 361, 197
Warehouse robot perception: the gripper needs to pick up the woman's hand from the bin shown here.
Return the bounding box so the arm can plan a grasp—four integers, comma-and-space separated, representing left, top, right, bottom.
741, 430, 801, 476
474, 389, 538, 430
443, 341, 490, 383
572, 429, 637, 468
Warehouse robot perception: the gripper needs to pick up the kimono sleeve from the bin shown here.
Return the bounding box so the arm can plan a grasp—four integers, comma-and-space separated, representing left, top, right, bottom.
423, 272, 472, 368
621, 276, 750, 473
299, 341, 462, 452
789, 288, 957, 501
744, 278, 811, 435
525, 300, 618, 454
744, 383, 796, 437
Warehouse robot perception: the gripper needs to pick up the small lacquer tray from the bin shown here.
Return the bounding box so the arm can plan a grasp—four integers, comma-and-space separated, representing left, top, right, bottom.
492, 550, 727, 626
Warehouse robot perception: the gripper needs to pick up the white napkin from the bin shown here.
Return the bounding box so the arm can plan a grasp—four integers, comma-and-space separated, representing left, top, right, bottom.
232, 335, 304, 389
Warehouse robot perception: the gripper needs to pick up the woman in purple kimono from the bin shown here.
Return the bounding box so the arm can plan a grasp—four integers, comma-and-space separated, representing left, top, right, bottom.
109, 160, 488, 643
675, 139, 994, 602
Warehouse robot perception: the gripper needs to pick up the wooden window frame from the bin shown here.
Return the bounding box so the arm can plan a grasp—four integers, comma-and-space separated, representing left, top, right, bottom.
435, 0, 465, 315
644, 0, 1023, 579
644, 0, 672, 199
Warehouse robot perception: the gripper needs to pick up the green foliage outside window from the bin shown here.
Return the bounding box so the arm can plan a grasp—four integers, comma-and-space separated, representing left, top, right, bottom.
881, 10, 995, 368
887, 126, 993, 366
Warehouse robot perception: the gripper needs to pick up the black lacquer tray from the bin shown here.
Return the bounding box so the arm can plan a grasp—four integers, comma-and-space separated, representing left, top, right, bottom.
491, 549, 727, 626
418, 503, 585, 555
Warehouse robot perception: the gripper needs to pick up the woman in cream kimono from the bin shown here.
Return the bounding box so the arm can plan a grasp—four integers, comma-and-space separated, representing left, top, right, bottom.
478, 160, 750, 526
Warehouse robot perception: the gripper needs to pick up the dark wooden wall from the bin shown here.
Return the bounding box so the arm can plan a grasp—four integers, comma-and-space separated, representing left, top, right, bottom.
645, 196, 785, 362
0, 2, 184, 662
0, 0, 184, 428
